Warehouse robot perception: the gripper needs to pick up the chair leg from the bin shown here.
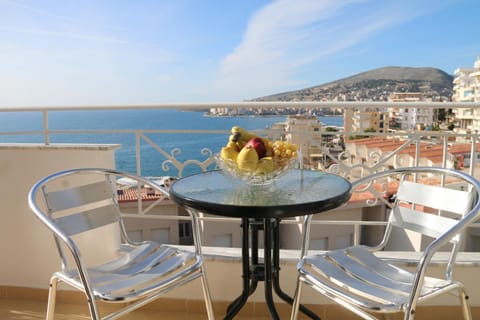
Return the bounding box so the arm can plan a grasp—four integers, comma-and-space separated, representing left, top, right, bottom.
46, 277, 58, 320
290, 278, 303, 320
85, 289, 102, 320
200, 271, 215, 320
459, 288, 472, 320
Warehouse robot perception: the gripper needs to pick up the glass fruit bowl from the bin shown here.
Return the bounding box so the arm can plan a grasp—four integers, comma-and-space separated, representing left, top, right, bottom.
214, 153, 298, 185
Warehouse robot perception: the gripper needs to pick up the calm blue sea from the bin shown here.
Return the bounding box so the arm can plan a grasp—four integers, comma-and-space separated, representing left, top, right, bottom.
0, 109, 343, 177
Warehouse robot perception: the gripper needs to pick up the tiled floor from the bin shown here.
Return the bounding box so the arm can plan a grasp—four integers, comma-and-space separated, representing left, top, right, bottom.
0, 298, 275, 320
3, 297, 479, 320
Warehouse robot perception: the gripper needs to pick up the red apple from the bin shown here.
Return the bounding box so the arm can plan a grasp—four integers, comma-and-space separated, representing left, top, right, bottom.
245, 137, 266, 158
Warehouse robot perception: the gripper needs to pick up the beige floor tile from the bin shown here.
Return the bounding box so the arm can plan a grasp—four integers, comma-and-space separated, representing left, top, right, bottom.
0, 298, 269, 320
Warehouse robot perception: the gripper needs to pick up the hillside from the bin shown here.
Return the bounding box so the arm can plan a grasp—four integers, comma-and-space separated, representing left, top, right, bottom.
253, 66, 453, 102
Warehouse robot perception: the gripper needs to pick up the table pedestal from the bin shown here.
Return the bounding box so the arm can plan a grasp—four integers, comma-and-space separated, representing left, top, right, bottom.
224, 218, 320, 320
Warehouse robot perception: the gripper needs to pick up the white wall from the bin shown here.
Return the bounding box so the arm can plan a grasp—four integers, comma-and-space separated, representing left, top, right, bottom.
0, 143, 119, 288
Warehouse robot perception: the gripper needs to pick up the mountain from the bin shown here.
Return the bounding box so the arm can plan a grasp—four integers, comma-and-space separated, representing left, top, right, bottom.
253, 66, 453, 102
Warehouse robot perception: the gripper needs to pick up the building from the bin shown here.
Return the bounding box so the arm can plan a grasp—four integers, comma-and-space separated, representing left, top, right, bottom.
453, 56, 480, 134
344, 107, 390, 134
388, 92, 433, 130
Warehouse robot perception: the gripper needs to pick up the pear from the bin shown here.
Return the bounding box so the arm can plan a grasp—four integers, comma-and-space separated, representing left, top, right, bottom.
256, 157, 274, 175
221, 146, 239, 162
236, 145, 258, 172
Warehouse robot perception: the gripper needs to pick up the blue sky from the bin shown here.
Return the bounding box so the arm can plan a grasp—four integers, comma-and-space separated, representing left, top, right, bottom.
0, 0, 479, 107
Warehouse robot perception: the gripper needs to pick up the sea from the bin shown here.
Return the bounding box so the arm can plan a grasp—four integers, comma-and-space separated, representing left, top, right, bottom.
0, 109, 343, 177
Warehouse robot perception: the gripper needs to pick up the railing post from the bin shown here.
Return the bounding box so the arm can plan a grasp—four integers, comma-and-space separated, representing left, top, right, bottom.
414, 135, 420, 168
353, 224, 361, 245
42, 111, 50, 145
470, 130, 478, 177
135, 132, 143, 215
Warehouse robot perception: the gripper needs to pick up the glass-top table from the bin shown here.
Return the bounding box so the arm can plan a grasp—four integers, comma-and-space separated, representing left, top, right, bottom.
170, 169, 352, 218
169, 169, 352, 319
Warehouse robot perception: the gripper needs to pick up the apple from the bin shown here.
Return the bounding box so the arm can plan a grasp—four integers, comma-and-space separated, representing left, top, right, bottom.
245, 137, 266, 158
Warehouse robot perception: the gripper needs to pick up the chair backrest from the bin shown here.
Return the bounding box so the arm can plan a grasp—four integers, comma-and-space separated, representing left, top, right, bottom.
44, 179, 119, 236
29, 168, 171, 270
351, 167, 480, 253
33, 170, 124, 269
391, 180, 474, 243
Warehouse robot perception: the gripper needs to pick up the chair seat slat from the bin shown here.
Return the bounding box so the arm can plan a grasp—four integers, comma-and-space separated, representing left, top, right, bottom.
59, 245, 199, 300
346, 247, 414, 284
328, 249, 413, 293
94, 243, 175, 273
333, 247, 450, 293
93, 252, 198, 298
303, 248, 453, 310
89, 248, 185, 285
303, 255, 408, 306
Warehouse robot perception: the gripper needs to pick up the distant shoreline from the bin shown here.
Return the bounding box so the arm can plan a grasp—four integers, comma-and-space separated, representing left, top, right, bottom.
203, 114, 288, 118
203, 113, 343, 119
183, 108, 342, 118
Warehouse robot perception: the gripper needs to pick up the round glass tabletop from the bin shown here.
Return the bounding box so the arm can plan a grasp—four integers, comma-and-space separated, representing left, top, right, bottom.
169, 169, 352, 219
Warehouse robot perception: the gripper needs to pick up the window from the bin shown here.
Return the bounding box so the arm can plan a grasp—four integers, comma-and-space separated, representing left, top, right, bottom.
127, 230, 143, 242
213, 234, 233, 247
179, 222, 191, 238
335, 234, 353, 249
310, 238, 328, 250
151, 228, 170, 244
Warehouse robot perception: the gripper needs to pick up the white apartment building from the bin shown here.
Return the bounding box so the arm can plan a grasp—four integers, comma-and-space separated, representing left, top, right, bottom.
388, 92, 434, 130
453, 56, 480, 134
343, 93, 431, 133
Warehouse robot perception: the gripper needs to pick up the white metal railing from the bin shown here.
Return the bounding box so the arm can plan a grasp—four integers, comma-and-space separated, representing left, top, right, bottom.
3, 101, 480, 248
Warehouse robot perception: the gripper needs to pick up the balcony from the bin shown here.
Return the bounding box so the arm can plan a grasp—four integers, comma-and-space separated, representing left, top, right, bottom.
2, 101, 480, 319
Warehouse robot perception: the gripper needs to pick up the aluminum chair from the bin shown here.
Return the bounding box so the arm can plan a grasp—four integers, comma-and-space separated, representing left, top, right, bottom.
28, 168, 214, 320
291, 167, 480, 320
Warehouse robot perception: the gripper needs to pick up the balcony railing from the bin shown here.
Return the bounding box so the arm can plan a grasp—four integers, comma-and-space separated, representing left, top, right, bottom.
2, 101, 480, 246
2, 101, 479, 171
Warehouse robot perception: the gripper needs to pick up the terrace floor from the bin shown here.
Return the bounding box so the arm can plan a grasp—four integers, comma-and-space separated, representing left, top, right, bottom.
3, 296, 478, 320
0, 297, 274, 320
2, 252, 480, 320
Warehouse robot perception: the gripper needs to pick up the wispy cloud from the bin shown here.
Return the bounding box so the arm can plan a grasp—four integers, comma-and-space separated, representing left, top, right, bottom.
221, 0, 360, 74
1, 0, 125, 31
213, 0, 444, 99
0, 0, 169, 50
0, 26, 161, 48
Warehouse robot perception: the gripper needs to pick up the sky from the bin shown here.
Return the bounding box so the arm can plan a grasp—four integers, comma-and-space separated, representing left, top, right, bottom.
0, 0, 479, 107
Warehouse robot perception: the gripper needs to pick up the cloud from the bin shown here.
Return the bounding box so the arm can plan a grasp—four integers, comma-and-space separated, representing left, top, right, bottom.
1, 0, 126, 31
221, 0, 358, 74
0, 26, 150, 47
213, 0, 443, 100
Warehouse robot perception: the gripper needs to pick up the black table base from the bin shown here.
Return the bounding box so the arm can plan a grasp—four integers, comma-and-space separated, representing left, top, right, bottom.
224, 217, 320, 320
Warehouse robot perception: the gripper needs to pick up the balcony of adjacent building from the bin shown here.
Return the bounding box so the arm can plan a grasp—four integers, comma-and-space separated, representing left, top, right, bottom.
2, 101, 480, 320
